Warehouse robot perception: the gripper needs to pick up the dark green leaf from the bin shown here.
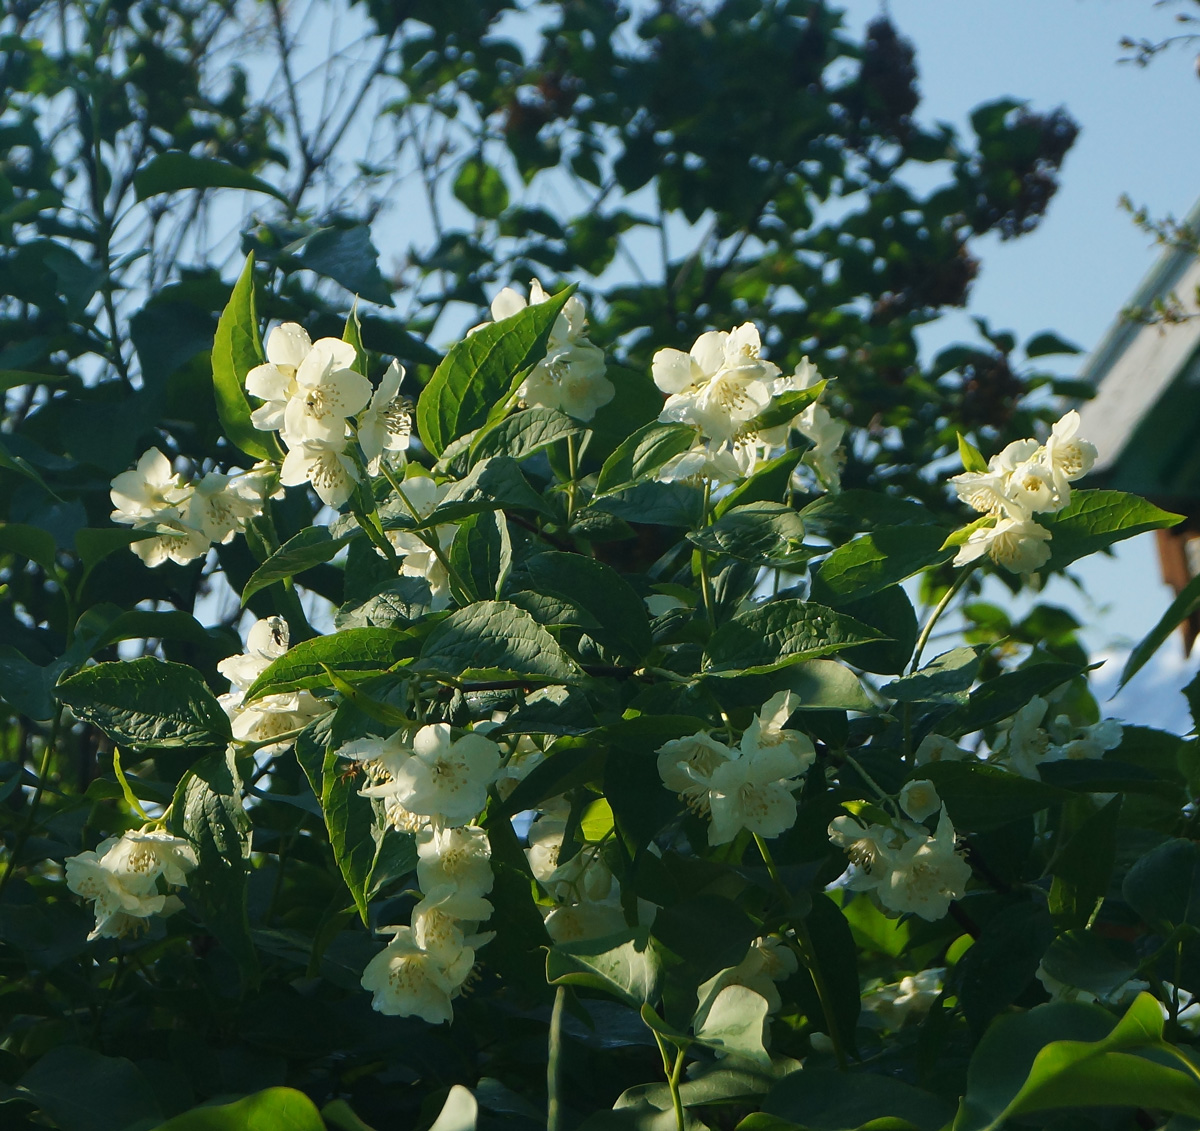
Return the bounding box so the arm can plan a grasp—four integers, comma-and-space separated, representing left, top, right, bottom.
834, 586, 918, 675
715, 448, 803, 518
242, 527, 355, 605
179, 749, 257, 979
1025, 331, 1082, 358
703, 599, 884, 677
813, 525, 952, 603
920, 761, 1069, 831
591, 481, 704, 528
245, 627, 420, 700
426, 457, 551, 523
744, 381, 826, 433
595, 422, 696, 496
449, 510, 512, 603
795, 894, 860, 1053
1119, 569, 1200, 690
134, 152, 288, 203
0, 521, 58, 572
57, 658, 231, 749
882, 647, 980, 704
417, 600, 580, 683
19, 1045, 161, 1131
297, 224, 393, 306
958, 901, 1052, 1034
211, 253, 283, 462
942, 662, 1083, 738
73, 527, 158, 573
453, 158, 509, 220
688, 503, 809, 568
763, 1068, 953, 1131
416, 285, 574, 457
1122, 837, 1200, 929
470, 406, 583, 465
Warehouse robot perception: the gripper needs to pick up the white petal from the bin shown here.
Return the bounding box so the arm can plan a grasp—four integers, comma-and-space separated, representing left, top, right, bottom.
266, 323, 312, 369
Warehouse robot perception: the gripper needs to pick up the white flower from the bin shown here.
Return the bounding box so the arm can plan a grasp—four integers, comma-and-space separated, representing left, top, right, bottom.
656, 441, 745, 485
543, 899, 628, 944
828, 815, 899, 892
280, 437, 360, 508
218, 617, 330, 750
525, 814, 567, 884
876, 807, 971, 921
953, 515, 1052, 574
778, 359, 845, 490
656, 732, 736, 813
387, 724, 501, 827
246, 323, 314, 433
360, 926, 474, 1023
898, 779, 941, 823
740, 692, 815, 772
706, 743, 808, 847
184, 471, 264, 544
100, 829, 197, 887
481, 280, 614, 422
914, 734, 969, 766
129, 518, 211, 568
411, 889, 494, 963
416, 825, 494, 903
1045, 718, 1123, 763
357, 360, 413, 471
1043, 410, 1097, 502
994, 696, 1051, 779
864, 968, 943, 1029
386, 475, 458, 609
275, 335, 371, 448
110, 448, 189, 524
655, 324, 778, 443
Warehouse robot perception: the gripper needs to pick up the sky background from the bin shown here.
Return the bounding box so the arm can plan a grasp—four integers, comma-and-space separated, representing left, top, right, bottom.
831, 0, 1200, 729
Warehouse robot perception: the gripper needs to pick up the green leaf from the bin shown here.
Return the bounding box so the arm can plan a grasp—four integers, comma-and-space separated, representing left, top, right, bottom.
795, 893, 860, 1054
424, 457, 551, 524
0, 369, 67, 391
244, 627, 419, 700
416, 285, 575, 457
1041, 490, 1182, 572
1048, 795, 1122, 928
0, 646, 69, 721
1122, 837, 1200, 929
1039, 931, 1137, 999
958, 901, 1053, 1034
453, 157, 510, 219
56, 658, 232, 749
147, 1087, 325, 1131
813, 525, 952, 603
957, 433, 988, 474
469, 406, 584, 465
343, 304, 368, 378
19, 1045, 161, 1131
211, 253, 283, 462
941, 661, 1083, 738
715, 448, 804, 518
940, 514, 995, 550
133, 151, 290, 203
1025, 331, 1082, 358
509, 551, 652, 663
591, 481, 704, 528
0, 435, 60, 498
297, 224, 394, 307
73, 527, 158, 573
834, 586, 918, 676
688, 502, 809, 568
449, 510, 512, 603
703, 599, 885, 677
546, 930, 661, 1008
763, 1068, 954, 1131
1118, 569, 1200, 690
881, 647, 980, 704
744, 380, 827, 433
417, 600, 580, 683
595, 422, 696, 496
919, 761, 1070, 832
955, 994, 1200, 1131
242, 527, 355, 605
693, 984, 771, 1067
0, 521, 58, 572
178, 749, 257, 979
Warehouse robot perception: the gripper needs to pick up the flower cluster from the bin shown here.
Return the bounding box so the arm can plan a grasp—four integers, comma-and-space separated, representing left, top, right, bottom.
478, 280, 613, 421
384, 473, 459, 611
110, 448, 274, 567
656, 692, 816, 846
65, 829, 197, 940
950, 411, 1098, 574
217, 617, 331, 751
828, 792, 971, 922
992, 695, 1123, 780
341, 723, 502, 1021
652, 326, 844, 488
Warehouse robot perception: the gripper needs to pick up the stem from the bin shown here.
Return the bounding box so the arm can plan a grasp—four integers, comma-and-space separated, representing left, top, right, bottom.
651, 1032, 687, 1131
547, 985, 566, 1131
379, 463, 471, 599
753, 835, 848, 1070
842, 753, 894, 809
698, 479, 716, 630
910, 564, 976, 675
565, 434, 580, 524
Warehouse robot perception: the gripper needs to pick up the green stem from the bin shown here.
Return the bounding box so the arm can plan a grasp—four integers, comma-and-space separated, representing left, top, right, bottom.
698, 479, 716, 630
378, 462, 471, 599
842, 753, 895, 810
910, 563, 976, 675
548, 985, 566, 1131
651, 1032, 687, 1131
565, 434, 580, 525
753, 834, 848, 1070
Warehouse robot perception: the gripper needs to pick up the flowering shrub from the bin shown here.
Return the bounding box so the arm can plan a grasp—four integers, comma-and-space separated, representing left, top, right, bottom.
4, 260, 1200, 1131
